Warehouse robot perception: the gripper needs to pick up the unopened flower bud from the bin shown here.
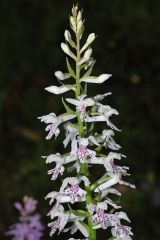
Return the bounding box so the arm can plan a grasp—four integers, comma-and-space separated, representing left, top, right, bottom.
80, 33, 96, 53
64, 30, 76, 48
78, 48, 92, 65
86, 33, 96, 45
70, 16, 76, 32
64, 30, 71, 42
77, 11, 82, 23
61, 43, 76, 60
54, 71, 69, 80
77, 20, 83, 35
72, 4, 78, 17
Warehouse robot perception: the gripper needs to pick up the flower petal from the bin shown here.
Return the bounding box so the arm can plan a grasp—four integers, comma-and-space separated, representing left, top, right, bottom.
45, 86, 70, 94
81, 74, 112, 84
66, 98, 81, 106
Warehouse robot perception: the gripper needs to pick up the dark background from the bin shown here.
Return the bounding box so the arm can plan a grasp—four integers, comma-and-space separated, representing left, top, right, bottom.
1, 0, 160, 239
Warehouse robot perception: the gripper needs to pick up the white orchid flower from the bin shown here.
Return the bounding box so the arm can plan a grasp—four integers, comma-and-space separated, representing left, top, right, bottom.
43, 154, 65, 181
85, 104, 120, 131
91, 202, 131, 230
60, 176, 90, 204
64, 214, 89, 238
91, 205, 112, 229
38, 113, 76, 140
66, 95, 95, 120
45, 191, 85, 207
103, 152, 126, 172
110, 212, 133, 240
70, 219, 89, 237
48, 205, 69, 235
66, 138, 96, 165
88, 200, 120, 217
95, 130, 121, 150
81, 74, 112, 84
88, 152, 125, 171
54, 71, 70, 80
78, 49, 92, 65
43, 152, 82, 181
63, 123, 79, 147
47, 165, 64, 181
111, 224, 133, 240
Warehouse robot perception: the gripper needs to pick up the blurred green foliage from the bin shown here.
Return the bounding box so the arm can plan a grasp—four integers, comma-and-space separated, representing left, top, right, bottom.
0, 0, 160, 239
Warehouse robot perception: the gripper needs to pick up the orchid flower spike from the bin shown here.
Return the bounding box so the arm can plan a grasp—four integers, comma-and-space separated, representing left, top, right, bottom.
38, 4, 135, 240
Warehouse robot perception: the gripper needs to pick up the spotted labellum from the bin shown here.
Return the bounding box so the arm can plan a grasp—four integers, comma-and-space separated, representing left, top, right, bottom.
39, 4, 135, 240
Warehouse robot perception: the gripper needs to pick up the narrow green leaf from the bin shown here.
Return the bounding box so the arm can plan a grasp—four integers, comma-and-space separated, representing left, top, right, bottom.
88, 123, 94, 135
62, 97, 75, 115
79, 221, 90, 235
64, 84, 76, 92
67, 204, 89, 217
66, 58, 76, 79
72, 209, 89, 217
91, 174, 110, 191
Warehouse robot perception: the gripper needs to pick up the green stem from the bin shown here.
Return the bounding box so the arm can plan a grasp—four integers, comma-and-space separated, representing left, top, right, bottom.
76, 34, 84, 136
86, 186, 97, 240
75, 33, 96, 240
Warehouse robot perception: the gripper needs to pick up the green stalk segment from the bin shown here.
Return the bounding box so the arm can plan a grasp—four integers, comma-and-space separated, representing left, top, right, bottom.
75, 25, 96, 240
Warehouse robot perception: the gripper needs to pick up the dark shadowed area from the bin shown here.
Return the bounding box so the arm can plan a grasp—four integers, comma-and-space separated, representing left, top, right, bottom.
1, 0, 160, 239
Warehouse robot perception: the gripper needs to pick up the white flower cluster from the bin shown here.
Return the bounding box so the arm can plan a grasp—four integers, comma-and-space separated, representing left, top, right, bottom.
38, 4, 135, 240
